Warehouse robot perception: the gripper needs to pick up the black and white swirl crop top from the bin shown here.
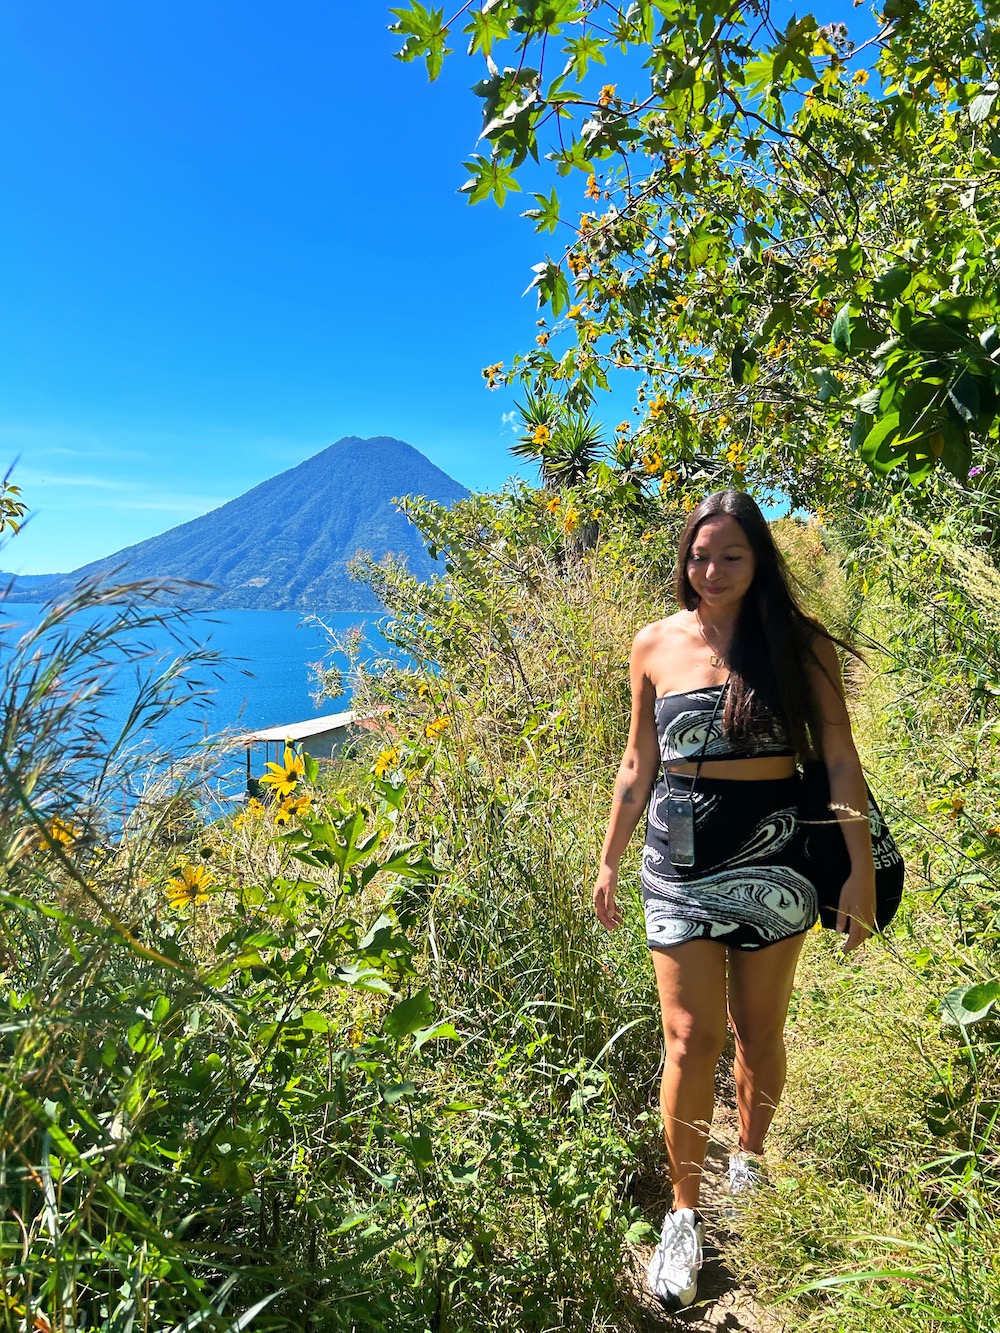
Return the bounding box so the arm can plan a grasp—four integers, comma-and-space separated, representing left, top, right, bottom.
653, 684, 795, 763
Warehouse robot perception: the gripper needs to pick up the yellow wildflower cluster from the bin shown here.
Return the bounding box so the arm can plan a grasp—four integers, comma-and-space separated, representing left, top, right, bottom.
42, 816, 79, 851
644, 450, 664, 475
567, 251, 585, 276
374, 745, 400, 778
578, 215, 595, 236
615, 420, 631, 435
725, 440, 745, 466
852, 69, 869, 86
648, 395, 668, 421
659, 470, 680, 492
166, 863, 213, 910
768, 338, 789, 357
598, 83, 616, 107
682, 494, 696, 512
532, 423, 552, 446
536, 331, 550, 348
545, 495, 562, 514
424, 715, 451, 740
260, 744, 305, 798
716, 413, 732, 432
585, 173, 601, 201
568, 303, 584, 319
814, 300, 835, 320
232, 797, 265, 830
482, 361, 504, 390
563, 505, 580, 535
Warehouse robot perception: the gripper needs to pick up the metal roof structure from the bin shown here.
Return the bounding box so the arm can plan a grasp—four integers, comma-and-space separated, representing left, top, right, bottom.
239, 710, 355, 745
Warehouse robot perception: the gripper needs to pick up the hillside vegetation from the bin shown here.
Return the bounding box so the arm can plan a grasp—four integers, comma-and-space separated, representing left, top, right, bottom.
2, 479, 999, 1332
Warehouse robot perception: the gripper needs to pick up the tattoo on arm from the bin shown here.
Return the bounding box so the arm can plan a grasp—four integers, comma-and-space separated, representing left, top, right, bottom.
616, 782, 636, 805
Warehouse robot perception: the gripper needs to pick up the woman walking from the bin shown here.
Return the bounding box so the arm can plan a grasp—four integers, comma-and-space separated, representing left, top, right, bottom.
593, 490, 875, 1309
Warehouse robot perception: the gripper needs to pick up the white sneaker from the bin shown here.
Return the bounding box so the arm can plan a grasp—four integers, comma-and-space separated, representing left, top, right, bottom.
647, 1207, 704, 1309
728, 1150, 764, 1196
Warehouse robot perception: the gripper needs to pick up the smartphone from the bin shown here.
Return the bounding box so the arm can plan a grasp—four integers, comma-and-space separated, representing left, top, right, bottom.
666, 795, 696, 868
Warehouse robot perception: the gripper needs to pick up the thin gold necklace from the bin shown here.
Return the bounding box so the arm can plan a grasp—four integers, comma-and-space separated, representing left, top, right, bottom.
695, 611, 728, 668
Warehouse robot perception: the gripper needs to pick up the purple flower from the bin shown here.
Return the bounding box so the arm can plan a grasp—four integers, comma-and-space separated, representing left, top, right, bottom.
970, 466, 984, 477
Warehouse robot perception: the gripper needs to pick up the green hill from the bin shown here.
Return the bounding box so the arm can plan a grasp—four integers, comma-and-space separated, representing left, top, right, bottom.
1, 436, 468, 611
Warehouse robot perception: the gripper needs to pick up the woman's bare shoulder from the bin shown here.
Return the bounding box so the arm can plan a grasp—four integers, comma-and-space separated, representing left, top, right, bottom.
631, 612, 687, 657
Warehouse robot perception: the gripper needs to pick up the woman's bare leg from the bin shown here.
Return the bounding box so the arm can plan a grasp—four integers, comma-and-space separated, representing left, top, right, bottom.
726, 933, 806, 1154
651, 940, 728, 1211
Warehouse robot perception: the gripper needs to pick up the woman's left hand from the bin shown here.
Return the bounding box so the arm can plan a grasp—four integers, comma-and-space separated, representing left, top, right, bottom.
836, 871, 877, 954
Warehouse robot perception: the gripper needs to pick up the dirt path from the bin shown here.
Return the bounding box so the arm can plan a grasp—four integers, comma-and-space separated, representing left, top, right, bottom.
622, 1058, 788, 1332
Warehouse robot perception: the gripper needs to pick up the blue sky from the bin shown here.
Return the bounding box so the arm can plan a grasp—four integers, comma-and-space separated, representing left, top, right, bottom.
1, 3, 877, 575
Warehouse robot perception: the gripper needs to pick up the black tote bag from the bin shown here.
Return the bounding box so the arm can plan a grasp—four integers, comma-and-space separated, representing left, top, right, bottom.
798, 761, 904, 932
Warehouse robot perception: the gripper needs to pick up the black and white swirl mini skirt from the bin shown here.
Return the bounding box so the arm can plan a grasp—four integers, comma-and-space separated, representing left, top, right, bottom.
641, 772, 818, 951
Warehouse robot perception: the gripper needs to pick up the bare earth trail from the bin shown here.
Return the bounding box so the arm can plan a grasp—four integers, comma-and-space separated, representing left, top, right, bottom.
622, 1053, 789, 1333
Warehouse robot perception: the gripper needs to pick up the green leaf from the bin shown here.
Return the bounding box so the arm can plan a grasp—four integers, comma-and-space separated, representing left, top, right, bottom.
812, 368, 841, 402
412, 1021, 459, 1053
730, 341, 758, 385
831, 303, 852, 354
527, 258, 571, 315
459, 154, 522, 207
523, 187, 561, 235
873, 265, 913, 302
389, 4, 450, 81
860, 413, 905, 475
941, 980, 1000, 1027
383, 986, 436, 1039
931, 294, 995, 321
968, 82, 999, 126
947, 371, 980, 424
938, 422, 972, 480
380, 1080, 417, 1104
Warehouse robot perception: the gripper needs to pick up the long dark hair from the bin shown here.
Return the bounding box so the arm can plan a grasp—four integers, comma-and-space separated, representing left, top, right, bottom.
674, 490, 852, 759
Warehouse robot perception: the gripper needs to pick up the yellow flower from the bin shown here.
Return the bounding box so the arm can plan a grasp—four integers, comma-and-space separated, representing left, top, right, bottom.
532, 423, 552, 445
166, 863, 213, 910
275, 793, 312, 826
42, 816, 79, 851
482, 361, 504, 389
585, 173, 601, 200
986, 825, 1000, 838
260, 744, 306, 798
717, 413, 732, 432
545, 495, 562, 513
424, 715, 451, 739
563, 505, 580, 535
568, 303, 584, 319
598, 83, 616, 107
648, 395, 667, 421
682, 494, 696, 512
852, 69, 869, 86
374, 746, 400, 778
660, 470, 679, 491
615, 420, 631, 434
725, 441, 744, 465
536, 331, 550, 348
950, 796, 965, 818
643, 451, 663, 475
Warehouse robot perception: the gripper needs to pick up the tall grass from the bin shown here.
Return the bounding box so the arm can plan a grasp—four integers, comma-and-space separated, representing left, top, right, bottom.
7, 490, 1000, 1331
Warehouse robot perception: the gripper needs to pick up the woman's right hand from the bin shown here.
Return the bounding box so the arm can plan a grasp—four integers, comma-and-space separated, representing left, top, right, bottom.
593, 867, 623, 931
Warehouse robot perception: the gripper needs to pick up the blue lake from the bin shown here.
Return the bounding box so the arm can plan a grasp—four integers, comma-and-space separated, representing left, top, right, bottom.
1, 604, 389, 800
